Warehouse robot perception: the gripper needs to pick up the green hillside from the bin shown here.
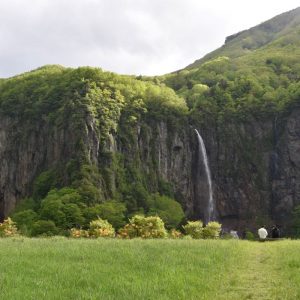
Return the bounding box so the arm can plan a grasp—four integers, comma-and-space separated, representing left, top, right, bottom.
187, 7, 300, 68
163, 7, 300, 119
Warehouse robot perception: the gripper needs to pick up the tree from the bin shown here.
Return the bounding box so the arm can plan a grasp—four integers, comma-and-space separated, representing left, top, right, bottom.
11, 209, 38, 234
83, 201, 126, 229
39, 188, 84, 228
96, 200, 126, 229
148, 194, 185, 229
31, 220, 58, 236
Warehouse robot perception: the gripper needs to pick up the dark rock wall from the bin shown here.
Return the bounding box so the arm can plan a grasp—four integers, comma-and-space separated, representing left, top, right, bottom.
1, 108, 300, 231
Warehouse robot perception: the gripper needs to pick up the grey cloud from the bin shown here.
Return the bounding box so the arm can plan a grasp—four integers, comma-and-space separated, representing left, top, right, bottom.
0, 0, 299, 77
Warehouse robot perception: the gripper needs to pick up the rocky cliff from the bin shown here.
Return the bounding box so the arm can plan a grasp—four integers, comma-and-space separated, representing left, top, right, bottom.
1, 101, 300, 231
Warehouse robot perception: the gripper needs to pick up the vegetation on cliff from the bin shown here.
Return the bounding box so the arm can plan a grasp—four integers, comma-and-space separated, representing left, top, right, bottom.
0, 65, 187, 234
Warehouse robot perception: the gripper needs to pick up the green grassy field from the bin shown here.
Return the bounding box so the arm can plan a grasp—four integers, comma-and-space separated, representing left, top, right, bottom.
0, 238, 299, 299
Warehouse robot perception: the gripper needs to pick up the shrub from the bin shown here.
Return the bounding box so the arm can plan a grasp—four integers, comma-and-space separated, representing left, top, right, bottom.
118, 215, 167, 239
11, 209, 38, 234
39, 188, 84, 229
117, 223, 138, 239
62, 203, 85, 229
0, 218, 18, 237
245, 230, 255, 240
89, 218, 115, 238
183, 221, 203, 239
202, 222, 222, 239
70, 228, 89, 238
94, 200, 126, 229
31, 220, 59, 237
148, 194, 185, 229
83, 200, 126, 230
169, 229, 183, 239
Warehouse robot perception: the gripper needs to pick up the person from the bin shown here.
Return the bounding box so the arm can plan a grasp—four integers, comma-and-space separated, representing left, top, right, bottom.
230, 230, 239, 239
271, 225, 280, 238
258, 225, 268, 240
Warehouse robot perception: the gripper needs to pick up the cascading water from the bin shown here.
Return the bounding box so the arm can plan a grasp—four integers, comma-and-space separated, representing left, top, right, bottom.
195, 129, 215, 222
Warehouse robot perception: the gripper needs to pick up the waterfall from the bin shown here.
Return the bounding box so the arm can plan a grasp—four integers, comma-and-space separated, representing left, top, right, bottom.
195, 129, 215, 222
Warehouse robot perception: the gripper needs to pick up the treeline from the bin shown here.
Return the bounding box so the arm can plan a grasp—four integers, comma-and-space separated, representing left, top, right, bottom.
163, 52, 300, 122
11, 186, 185, 236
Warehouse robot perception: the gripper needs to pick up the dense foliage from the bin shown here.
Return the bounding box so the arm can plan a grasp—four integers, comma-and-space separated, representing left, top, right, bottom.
183, 220, 222, 239
147, 193, 185, 229
163, 8, 300, 121
118, 215, 168, 239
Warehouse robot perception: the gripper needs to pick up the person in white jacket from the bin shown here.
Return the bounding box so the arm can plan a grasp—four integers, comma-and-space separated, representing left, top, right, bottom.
258, 226, 268, 240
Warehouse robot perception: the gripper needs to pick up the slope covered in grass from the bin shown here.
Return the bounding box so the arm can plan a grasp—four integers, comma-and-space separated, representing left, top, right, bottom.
186, 7, 300, 68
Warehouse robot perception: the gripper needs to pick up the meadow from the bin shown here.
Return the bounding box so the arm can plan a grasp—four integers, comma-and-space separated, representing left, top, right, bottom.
0, 238, 299, 299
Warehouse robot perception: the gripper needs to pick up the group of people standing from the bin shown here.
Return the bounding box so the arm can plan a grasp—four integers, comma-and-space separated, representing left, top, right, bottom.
258, 225, 280, 240
226, 225, 281, 240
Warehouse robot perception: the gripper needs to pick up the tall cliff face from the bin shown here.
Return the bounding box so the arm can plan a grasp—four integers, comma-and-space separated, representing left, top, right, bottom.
197, 107, 300, 230
0, 115, 84, 218
271, 108, 300, 224
1, 104, 300, 230
0, 114, 193, 218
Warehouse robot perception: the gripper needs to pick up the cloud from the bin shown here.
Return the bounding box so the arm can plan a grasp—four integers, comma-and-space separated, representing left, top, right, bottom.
0, 0, 299, 77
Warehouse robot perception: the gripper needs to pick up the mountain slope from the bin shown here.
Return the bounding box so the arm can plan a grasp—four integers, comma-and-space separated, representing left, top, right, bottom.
163, 7, 300, 119
186, 6, 300, 69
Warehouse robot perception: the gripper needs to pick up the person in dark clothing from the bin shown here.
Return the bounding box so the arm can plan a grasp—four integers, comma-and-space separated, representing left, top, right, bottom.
271, 225, 280, 238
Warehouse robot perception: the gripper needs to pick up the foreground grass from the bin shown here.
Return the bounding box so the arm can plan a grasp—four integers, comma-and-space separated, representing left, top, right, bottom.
0, 238, 299, 299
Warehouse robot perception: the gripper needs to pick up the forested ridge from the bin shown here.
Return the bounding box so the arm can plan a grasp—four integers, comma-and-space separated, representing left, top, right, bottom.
163, 7, 300, 121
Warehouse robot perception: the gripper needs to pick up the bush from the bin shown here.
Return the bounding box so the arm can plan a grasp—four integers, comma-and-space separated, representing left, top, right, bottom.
31, 220, 59, 237
83, 201, 126, 229
202, 222, 222, 239
148, 194, 185, 229
89, 218, 115, 238
183, 221, 203, 239
62, 203, 85, 229
39, 188, 84, 229
169, 229, 183, 239
70, 228, 89, 238
245, 230, 255, 240
11, 209, 38, 234
0, 218, 18, 237
118, 215, 167, 239
96, 201, 126, 229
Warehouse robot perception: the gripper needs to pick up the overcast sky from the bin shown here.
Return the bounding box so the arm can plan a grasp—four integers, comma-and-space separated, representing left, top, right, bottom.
0, 0, 299, 78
